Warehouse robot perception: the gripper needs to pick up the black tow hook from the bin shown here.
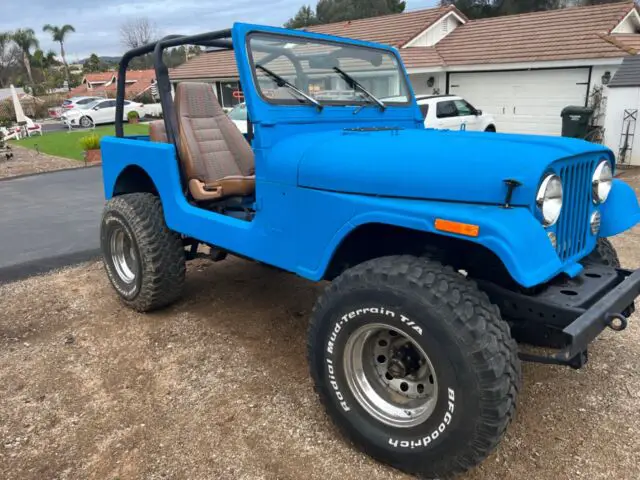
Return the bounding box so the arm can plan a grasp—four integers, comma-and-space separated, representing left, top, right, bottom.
605, 313, 628, 332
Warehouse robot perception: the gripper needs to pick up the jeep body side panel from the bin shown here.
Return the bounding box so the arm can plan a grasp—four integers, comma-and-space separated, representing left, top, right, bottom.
102, 136, 578, 288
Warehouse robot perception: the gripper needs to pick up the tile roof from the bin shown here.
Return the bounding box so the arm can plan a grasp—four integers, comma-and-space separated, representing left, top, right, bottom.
170, 49, 238, 80
303, 6, 464, 47
608, 33, 640, 53
68, 69, 156, 98
170, 2, 637, 81
399, 47, 444, 69
83, 72, 115, 83
435, 1, 636, 65
609, 54, 640, 87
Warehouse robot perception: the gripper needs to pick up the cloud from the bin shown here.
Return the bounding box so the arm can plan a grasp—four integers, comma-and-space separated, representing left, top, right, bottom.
1, 0, 438, 59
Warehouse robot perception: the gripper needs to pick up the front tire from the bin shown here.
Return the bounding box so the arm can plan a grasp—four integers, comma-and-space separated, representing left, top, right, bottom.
585, 238, 620, 267
79, 116, 93, 128
308, 256, 520, 479
101, 193, 185, 312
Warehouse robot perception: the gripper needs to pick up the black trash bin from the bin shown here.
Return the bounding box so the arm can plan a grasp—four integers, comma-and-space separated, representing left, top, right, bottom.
561, 106, 594, 138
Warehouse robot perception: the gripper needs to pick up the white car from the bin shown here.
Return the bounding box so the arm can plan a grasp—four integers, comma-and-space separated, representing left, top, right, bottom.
417, 95, 496, 132
49, 96, 103, 119
227, 102, 248, 134
61, 99, 145, 128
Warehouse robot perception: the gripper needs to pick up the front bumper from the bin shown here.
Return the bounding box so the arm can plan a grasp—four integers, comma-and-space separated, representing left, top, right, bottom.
479, 263, 640, 368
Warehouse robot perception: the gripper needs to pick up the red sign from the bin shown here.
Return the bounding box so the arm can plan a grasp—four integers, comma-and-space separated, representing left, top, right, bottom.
232, 90, 244, 100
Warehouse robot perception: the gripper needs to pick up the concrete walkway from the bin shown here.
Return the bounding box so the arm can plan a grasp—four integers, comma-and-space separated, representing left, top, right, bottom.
0, 167, 104, 282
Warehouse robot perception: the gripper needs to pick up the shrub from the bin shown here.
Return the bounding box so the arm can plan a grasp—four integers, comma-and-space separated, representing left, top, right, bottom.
79, 134, 100, 151
127, 110, 140, 121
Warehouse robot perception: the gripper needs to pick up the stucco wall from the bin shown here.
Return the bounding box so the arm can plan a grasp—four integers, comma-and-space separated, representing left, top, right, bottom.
604, 86, 640, 166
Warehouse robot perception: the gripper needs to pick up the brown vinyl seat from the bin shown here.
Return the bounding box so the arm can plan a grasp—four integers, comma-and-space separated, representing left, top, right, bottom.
173, 82, 255, 201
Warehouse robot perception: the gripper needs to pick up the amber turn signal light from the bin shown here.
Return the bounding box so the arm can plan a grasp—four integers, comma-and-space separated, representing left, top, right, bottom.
435, 219, 480, 237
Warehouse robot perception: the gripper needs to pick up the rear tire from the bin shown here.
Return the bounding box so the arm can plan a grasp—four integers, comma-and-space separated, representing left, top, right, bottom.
485, 125, 496, 132
101, 193, 185, 312
308, 256, 520, 479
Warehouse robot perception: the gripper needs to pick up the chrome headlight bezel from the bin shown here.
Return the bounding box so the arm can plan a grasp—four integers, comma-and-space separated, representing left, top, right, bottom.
536, 174, 563, 226
592, 160, 612, 204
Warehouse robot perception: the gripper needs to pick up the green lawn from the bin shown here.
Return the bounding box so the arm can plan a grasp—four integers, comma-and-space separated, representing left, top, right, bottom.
10, 124, 150, 161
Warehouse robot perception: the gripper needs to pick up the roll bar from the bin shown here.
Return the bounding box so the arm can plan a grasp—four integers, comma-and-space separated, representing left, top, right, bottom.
115, 29, 233, 138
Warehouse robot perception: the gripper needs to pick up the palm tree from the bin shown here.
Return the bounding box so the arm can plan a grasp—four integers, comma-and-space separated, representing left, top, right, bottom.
43, 24, 75, 85
12, 28, 39, 85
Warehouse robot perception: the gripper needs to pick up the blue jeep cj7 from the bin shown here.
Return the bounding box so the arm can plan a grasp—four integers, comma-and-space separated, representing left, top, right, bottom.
100, 23, 640, 479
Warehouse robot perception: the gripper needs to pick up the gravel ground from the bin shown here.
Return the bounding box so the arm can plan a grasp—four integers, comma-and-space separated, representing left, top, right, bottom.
1, 177, 640, 480
0, 145, 82, 179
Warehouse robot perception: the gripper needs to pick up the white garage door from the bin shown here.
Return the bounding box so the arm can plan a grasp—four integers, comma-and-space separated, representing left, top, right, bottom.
449, 68, 590, 136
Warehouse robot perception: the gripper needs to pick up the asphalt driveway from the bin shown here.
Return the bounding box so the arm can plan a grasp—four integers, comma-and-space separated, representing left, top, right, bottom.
0, 167, 104, 282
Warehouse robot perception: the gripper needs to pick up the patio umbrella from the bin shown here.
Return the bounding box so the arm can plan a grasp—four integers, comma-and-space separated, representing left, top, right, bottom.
10, 84, 27, 123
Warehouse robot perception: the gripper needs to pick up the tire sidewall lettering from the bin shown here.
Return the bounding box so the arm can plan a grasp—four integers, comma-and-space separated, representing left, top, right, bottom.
321, 294, 466, 452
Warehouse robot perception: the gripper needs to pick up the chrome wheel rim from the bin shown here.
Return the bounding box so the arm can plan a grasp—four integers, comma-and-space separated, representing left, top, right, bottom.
109, 226, 138, 284
343, 323, 438, 428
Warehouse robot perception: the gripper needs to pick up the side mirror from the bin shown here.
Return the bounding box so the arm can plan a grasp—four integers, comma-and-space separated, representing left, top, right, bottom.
93, 106, 99, 111
475, 109, 483, 116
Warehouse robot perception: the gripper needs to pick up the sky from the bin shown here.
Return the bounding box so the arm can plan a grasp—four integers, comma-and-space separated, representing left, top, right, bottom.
1, 0, 439, 61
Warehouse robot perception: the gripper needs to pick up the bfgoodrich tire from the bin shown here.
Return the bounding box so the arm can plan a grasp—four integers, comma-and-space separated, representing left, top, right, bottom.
308, 256, 520, 479
100, 193, 185, 312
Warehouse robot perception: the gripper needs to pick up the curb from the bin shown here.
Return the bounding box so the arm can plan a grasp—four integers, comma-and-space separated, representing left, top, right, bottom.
0, 249, 101, 284
0, 164, 101, 183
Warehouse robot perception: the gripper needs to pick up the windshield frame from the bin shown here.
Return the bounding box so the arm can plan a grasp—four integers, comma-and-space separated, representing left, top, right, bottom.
246, 31, 412, 109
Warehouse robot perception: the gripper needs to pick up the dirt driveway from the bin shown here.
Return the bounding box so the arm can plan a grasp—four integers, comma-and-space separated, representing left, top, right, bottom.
1, 178, 640, 480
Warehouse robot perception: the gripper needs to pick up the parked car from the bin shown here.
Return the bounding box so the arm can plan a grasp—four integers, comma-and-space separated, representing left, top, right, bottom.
61, 99, 144, 128
100, 24, 640, 480
417, 94, 496, 132
49, 96, 104, 119
227, 102, 248, 134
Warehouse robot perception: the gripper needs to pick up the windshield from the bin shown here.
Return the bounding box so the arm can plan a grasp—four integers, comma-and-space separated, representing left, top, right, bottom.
248, 33, 410, 107
228, 103, 248, 120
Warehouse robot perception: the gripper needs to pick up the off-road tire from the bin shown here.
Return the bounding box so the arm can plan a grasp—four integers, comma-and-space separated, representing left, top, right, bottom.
101, 193, 185, 312
585, 238, 620, 268
308, 255, 521, 479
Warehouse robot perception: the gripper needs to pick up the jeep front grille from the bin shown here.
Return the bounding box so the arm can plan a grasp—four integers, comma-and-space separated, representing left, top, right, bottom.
556, 160, 596, 261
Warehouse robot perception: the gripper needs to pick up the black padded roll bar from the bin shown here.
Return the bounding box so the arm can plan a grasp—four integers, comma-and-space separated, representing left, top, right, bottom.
115, 29, 233, 138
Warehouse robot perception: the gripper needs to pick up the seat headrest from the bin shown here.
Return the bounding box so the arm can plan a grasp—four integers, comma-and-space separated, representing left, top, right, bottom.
175, 82, 225, 119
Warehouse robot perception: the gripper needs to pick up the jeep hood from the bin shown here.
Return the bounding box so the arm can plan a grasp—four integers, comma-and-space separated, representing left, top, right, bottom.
294, 128, 612, 206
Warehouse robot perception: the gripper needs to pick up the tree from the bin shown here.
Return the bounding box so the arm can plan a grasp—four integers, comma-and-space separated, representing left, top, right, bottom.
42, 24, 75, 86
284, 5, 319, 28
440, 0, 564, 18
83, 53, 104, 73
119, 17, 159, 49
285, 0, 406, 27
0, 32, 17, 88
12, 28, 39, 85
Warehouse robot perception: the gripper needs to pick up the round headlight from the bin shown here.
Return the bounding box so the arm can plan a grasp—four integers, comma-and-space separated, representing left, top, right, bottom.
536, 174, 563, 226
592, 160, 612, 204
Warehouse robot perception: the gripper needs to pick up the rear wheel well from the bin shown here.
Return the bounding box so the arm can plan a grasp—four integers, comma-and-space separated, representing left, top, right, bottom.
112, 165, 158, 197
324, 223, 512, 284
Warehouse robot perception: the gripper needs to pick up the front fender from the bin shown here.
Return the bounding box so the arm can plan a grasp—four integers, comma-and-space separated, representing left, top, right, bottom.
317, 197, 571, 288
600, 179, 640, 238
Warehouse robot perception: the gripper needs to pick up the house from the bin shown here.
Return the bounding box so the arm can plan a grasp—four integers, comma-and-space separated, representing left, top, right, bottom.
604, 55, 640, 165
67, 69, 156, 99
170, 1, 639, 137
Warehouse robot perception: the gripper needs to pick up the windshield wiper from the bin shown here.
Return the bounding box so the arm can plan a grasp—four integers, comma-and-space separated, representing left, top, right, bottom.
333, 67, 386, 112
255, 64, 323, 111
